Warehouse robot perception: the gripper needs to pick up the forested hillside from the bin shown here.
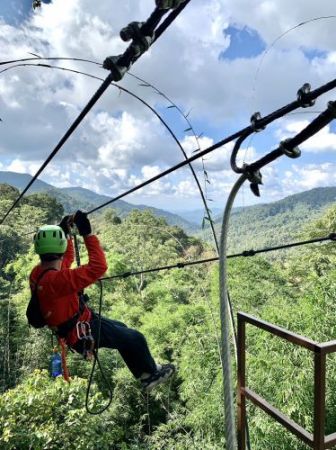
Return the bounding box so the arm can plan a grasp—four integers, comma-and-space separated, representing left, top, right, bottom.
211, 187, 336, 254
0, 184, 336, 449
0, 172, 196, 232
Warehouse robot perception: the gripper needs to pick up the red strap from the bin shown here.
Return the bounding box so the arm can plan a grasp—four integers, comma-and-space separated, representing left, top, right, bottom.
59, 338, 70, 382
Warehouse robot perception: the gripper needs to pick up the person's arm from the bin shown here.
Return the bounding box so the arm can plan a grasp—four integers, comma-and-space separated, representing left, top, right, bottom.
61, 238, 74, 269
41, 235, 107, 299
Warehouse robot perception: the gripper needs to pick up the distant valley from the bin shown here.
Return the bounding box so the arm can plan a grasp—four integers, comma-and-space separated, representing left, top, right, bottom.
1, 172, 335, 253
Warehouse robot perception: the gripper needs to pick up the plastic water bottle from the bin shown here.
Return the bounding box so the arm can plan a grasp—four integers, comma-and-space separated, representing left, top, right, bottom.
50, 347, 62, 378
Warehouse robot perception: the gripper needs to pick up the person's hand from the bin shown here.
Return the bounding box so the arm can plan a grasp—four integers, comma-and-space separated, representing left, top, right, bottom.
58, 215, 72, 237
74, 210, 92, 236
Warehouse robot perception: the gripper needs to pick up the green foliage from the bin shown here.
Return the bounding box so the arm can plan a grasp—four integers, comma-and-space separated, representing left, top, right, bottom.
1, 180, 336, 449
202, 186, 336, 254
0, 371, 120, 450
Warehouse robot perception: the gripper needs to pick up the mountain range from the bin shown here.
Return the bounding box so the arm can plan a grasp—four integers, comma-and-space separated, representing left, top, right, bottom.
215, 186, 336, 253
1, 172, 335, 250
0, 171, 197, 232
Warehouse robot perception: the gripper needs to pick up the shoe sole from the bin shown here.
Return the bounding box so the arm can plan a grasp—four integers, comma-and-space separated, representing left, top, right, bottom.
144, 367, 175, 392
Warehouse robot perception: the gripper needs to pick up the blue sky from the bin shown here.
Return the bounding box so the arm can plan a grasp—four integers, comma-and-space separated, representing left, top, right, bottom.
0, 0, 51, 25
221, 25, 266, 60
0, 0, 335, 212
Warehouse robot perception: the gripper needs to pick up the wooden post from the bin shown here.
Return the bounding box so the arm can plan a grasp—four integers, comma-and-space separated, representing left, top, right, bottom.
314, 350, 326, 450
237, 314, 246, 450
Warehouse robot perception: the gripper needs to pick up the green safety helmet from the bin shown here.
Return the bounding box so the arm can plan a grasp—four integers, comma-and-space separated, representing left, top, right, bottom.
34, 225, 67, 255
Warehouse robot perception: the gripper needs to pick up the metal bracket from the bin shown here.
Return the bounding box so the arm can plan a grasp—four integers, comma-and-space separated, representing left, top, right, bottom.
250, 112, 266, 132
297, 83, 315, 108
280, 139, 301, 159
246, 169, 263, 197
327, 101, 336, 118
103, 55, 131, 81
156, 0, 187, 10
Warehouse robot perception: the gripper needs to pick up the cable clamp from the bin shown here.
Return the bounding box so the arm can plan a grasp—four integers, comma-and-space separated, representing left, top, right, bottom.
32, 0, 41, 9
120, 21, 154, 58
242, 249, 256, 257
122, 272, 132, 278
155, 0, 187, 10
297, 83, 315, 108
103, 55, 131, 81
120, 21, 145, 42
280, 138, 301, 159
246, 168, 263, 197
176, 262, 185, 268
327, 101, 336, 118
250, 112, 266, 132
131, 35, 153, 58
329, 232, 336, 241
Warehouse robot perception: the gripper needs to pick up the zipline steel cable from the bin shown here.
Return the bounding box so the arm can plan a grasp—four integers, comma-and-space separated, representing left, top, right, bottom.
85, 78, 336, 215
0, 0, 191, 225
1, 70, 336, 224
99, 233, 336, 280
1, 70, 336, 226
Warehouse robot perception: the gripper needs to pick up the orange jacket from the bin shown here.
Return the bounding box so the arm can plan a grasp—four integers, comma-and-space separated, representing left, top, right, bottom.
29, 235, 108, 346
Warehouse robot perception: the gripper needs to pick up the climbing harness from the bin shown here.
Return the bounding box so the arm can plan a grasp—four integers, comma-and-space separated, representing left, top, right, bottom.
76, 321, 95, 360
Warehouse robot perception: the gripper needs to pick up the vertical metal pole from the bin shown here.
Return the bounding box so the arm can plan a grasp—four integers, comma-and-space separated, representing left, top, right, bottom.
219, 174, 246, 450
237, 314, 246, 450
314, 350, 326, 450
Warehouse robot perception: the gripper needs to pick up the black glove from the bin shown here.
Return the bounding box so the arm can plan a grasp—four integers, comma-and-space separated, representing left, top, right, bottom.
58, 215, 72, 237
74, 210, 92, 236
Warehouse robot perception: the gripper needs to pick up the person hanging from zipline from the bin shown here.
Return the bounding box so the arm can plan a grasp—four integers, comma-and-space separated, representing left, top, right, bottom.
28, 210, 175, 390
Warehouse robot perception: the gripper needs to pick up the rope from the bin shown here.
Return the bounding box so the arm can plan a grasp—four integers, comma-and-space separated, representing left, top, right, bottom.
0, 3, 190, 225
85, 279, 114, 415
72, 235, 113, 414
59, 338, 70, 382
0, 67, 335, 223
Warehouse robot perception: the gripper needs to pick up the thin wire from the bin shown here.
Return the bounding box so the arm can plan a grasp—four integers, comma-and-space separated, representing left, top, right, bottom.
129, 72, 219, 253
2, 62, 219, 253
251, 16, 336, 108
0, 56, 102, 67
86, 280, 114, 415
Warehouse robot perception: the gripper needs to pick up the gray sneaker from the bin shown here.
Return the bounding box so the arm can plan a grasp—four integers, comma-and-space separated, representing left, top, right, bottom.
141, 364, 176, 391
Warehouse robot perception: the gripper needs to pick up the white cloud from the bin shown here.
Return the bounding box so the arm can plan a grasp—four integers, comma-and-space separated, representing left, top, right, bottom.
275, 119, 336, 153
283, 163, 336, 190
0, 0, 336, 211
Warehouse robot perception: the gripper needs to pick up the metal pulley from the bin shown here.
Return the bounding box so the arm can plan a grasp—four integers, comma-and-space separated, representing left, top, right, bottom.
156, 0, 187, 10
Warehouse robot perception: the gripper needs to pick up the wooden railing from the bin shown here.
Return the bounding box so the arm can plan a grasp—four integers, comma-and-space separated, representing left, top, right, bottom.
237, 312, 336, 450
